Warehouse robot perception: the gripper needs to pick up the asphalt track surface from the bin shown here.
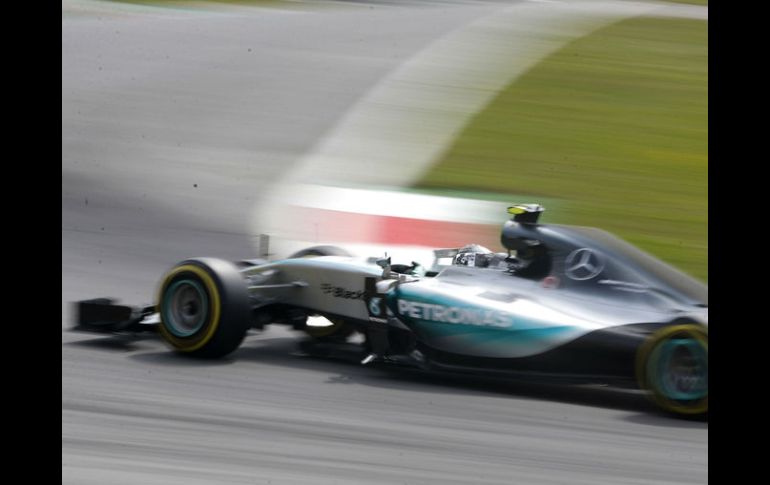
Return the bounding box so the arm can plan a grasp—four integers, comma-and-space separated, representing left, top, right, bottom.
62, 2, 708, 484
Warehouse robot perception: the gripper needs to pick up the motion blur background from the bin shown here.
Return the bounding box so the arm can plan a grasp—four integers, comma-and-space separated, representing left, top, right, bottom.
62, 1, 707, 483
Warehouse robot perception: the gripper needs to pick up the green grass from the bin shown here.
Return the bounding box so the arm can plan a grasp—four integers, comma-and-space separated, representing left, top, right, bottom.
417, 17, 707, 282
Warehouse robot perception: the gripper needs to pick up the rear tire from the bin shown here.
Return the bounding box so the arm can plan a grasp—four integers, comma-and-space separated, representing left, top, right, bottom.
636, 324, 708, 417
287, 246, 354, 340
157, 258, 251, 358
289, 246, 351, 258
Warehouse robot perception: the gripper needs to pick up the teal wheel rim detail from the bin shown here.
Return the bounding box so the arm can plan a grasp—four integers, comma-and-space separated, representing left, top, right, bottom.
162, 279, 209, 338
649, 338, 708, 402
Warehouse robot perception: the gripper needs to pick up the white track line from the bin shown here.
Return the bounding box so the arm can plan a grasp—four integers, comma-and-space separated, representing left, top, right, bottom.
270, 0, 707, 189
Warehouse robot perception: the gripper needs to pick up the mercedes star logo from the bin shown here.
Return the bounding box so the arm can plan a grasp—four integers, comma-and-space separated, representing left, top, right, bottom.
565, 248, 604, 281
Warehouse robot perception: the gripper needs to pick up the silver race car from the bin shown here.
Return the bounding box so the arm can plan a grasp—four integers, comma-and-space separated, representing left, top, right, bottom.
74, 204, 708, 417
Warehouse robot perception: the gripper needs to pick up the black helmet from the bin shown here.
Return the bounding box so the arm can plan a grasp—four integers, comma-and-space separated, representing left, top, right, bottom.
511, 241, 551, 277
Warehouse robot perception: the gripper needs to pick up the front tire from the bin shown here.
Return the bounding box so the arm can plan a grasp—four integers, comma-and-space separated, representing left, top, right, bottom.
636, 324, 708, 417
157, 258, 251, 358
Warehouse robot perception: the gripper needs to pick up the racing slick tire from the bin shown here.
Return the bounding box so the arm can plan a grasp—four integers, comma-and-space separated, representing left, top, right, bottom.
636, 323, 708, 417
157, 258, 251, 358
289, 245, 352, 258
288, 246, 356, 340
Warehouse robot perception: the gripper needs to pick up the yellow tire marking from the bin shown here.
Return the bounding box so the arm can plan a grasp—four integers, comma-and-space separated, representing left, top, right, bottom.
157, 264, 222, 352
636, 324, 708, 415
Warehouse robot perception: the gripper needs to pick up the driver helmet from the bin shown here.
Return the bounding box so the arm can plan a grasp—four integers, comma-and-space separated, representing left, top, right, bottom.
510, 239, 550, 276
515, 244, 539, 265
453, 244, 492, 267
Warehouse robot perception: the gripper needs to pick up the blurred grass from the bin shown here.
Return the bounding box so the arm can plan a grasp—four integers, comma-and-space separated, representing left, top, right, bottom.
417, 17, 707, 282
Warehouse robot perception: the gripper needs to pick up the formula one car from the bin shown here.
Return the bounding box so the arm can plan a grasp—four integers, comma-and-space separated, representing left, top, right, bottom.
73, 204, 708, 417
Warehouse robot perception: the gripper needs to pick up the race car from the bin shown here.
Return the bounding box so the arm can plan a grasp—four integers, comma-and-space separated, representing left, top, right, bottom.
73, 204, 708, 417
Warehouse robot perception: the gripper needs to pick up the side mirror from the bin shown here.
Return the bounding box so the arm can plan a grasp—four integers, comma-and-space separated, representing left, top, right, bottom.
376, 256, 392, 279
410, 262, 426, 277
